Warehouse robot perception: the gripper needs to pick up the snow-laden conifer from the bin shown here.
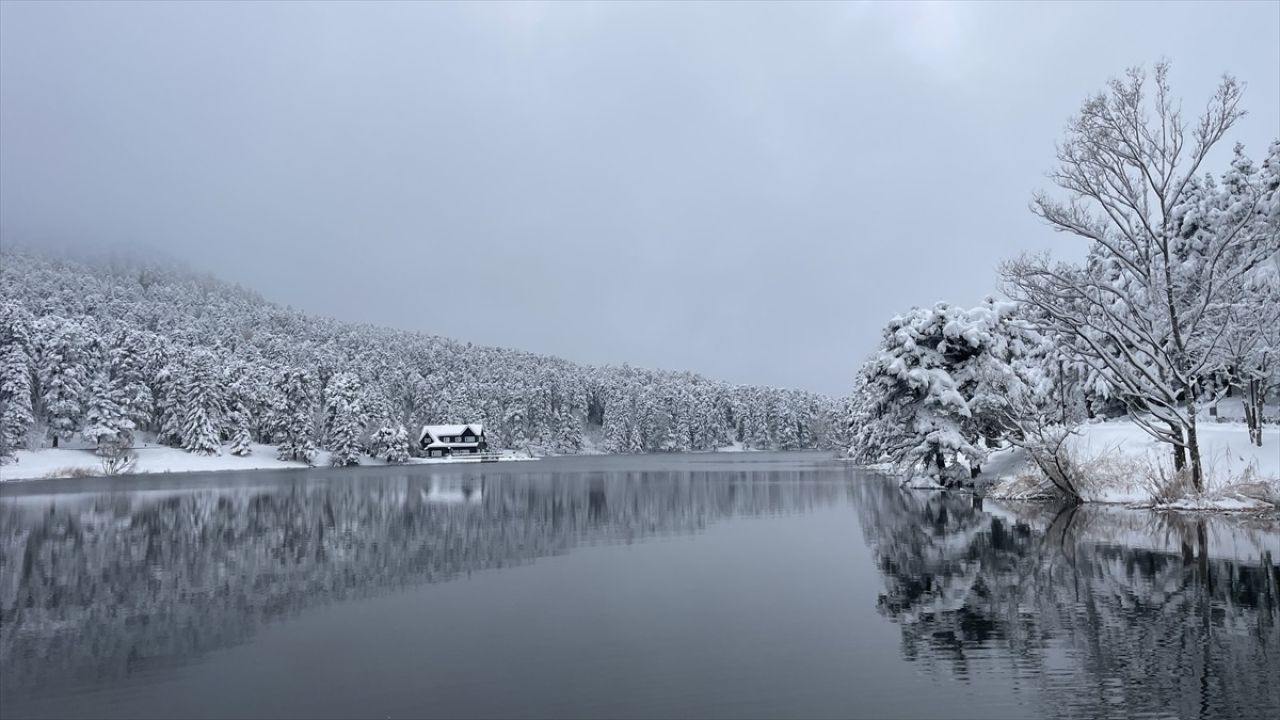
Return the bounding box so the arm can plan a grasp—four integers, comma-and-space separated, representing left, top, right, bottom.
0, 303, 35, 459
369, 424, 410, 464
181, 350, 223, 455
325, 372, 365, 467
275, 368, 317, 464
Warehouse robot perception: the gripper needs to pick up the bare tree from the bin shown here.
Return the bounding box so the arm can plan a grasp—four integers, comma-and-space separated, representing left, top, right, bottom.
1215, 277, 1280, 445
1003, 63, 1276, 492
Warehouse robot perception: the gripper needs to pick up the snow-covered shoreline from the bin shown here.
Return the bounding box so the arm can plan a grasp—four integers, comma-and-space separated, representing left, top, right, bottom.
0, 443, 536, 482
978, 419, 1280, 513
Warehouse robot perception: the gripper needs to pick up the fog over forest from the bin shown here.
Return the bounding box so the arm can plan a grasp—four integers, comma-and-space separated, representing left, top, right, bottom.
2, 2, 1277, 395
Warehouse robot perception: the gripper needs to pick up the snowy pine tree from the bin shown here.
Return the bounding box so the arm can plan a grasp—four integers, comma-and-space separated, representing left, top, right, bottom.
228, 402, 254, 456
82, 369, 135, 455
0, 303, 35, 459
369, 424, 410, 464
153, 359, 188, 447
602, 386, 636, 454
104, 327, 156, 432
181, 350, 224, 455
34, 316, 95, 448
553, 406, 583, 454
503, 405, 529, 453
325, 372, 365, 467
275, 368, 317, 464
775, 405, 800, 450
848, 301, 1026, 482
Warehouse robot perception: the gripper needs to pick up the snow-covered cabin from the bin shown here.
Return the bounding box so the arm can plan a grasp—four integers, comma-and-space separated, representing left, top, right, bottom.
419, 423, 488, 457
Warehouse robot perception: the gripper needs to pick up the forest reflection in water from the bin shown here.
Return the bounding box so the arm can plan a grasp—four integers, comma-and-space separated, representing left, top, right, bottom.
0, 462, 846, 702
1, 456, 1278, 719
852, 479, 1280, 719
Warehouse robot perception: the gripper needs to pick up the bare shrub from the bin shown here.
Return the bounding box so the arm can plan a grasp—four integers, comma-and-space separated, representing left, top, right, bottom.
1137, 447, 1279, 509
1139, 458, 1197, 506
1070, 446, 1147, 502
41, 466, 97, 479
1022, 428, 1146, 503
1196, 461, 1278, 508
100, 451, 138, 476
994, 432, 1154, 504
1012, 424, 1085, 502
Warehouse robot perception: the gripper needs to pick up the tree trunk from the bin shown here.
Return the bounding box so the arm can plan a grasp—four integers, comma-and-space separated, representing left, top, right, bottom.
934, 447, 946, 476
1029, 445, 1082, 504
1167, 421, 1186, 472
1242, 377, 1263, 447
1057, 359, 1067, 422
1185, 399, 1204, 494
1159, 231, 1200, 489
52, 435, 58, 449
1242, 382, 1256, 445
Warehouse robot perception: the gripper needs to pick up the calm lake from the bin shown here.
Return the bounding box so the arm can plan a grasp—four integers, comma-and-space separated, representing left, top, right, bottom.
1, 452, 1278, 719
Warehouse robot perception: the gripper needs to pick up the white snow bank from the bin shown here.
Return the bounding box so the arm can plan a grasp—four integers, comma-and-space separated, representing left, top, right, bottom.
986, 419, 1280, 510
1156, 494, 1275, 512
0, 443, 533, 481
1, 443, 300, 481
1069, 420, 1278, 483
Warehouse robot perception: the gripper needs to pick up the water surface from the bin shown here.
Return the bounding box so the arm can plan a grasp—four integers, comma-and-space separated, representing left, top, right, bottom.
2, 452, 1277, 719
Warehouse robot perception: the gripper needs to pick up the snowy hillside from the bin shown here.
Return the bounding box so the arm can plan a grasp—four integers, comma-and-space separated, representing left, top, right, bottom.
0, 248, 845, 475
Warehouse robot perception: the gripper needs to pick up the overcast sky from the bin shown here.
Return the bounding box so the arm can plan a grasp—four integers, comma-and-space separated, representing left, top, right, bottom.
2, 1, 1277, 396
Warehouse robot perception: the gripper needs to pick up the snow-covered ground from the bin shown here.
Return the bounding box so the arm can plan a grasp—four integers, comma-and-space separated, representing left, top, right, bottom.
0, 443, 534, 482
984, 419, 1280, 511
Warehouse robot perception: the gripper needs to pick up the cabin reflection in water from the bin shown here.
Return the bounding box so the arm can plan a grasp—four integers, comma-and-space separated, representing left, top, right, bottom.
422, 477, 484, 504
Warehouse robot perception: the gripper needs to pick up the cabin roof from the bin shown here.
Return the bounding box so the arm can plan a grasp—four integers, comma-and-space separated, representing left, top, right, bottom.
424, 440, 480, 449
419, 423, 485, 443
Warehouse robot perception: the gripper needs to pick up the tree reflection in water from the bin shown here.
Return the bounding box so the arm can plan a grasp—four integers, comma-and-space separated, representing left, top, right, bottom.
0, 469, 840, 698
852, 480, 1280, 719
3, 469, 1278, 719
